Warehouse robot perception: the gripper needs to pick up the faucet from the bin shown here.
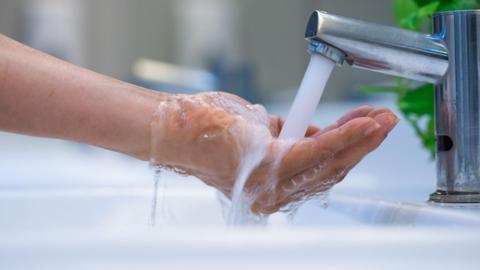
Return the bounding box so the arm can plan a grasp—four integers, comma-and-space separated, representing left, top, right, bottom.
305, 10, 480, 203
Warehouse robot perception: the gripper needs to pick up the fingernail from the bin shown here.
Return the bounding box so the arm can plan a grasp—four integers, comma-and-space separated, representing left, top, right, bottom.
364, 122, 381, 136
375, 114, 398, 130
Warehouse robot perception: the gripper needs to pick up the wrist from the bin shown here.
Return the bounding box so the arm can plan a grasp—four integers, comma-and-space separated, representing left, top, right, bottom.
115, 86, 170, 161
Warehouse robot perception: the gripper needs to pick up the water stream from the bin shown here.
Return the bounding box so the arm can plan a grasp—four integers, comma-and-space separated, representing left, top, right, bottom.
150, 54, 335, 226
280, 54, 335, 139
226, 54, 335, 224
149, 167, 174, 227
149, 167, 161, 227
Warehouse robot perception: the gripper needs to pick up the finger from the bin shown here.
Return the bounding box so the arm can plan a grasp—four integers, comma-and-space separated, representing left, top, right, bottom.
251, 185, 303, 214
252, 108, 376, 214
272, 105, 375, 139
278, 112, 398, 201
253, 182, 330, 215
256, 112, 392, 213
281, 117, 381, 178
337, 105, 374, 126
273, 186, 327, 213
305, 124, 321, 137
315, 105, 375, 136
334, 113, 398, 166
288, 112, 398, 195
251, 200, 280, 214
367, 107, 394, 118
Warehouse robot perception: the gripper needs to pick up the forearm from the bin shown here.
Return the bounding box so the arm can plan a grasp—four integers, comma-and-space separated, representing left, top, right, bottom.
0, 34, 167, 160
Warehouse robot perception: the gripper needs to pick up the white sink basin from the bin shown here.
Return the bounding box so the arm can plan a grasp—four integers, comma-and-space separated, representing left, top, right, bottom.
294, 195, 480, 227
1, 187, 478, 230
0, 187, 480, 270
1, 101, 479, 269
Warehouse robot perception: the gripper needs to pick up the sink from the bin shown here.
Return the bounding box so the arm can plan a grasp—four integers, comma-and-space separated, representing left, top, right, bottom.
1, 102, 480, 269
1, 187, 479, 229
0, 186, 480, 270
293, 195, 480, 227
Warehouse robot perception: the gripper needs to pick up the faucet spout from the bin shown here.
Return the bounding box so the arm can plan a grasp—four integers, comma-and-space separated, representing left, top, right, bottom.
305, 10, 480, 203
305, 11, 449, 84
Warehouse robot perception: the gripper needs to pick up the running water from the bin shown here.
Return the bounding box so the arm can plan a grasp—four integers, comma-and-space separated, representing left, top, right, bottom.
279, 54, 335, 139
149, 54, 335, 226
223, 104, 273, 225
149, 167, 161, 227
275, 54, 336, 220
149, 167, 174, 227
227, 54, 336, 224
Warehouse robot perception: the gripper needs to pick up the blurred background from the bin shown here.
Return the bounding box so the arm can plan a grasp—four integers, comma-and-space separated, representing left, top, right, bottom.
0, 0, 434, 198
0, 0, 395, 103
0, 0, 434, 193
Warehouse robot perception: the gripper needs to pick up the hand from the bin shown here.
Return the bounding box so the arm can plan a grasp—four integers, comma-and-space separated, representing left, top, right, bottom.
250, 105, 398, 213
150, 92, 398, 214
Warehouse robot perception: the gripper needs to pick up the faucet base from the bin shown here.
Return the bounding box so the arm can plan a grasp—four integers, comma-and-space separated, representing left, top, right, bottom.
429, 190, 480, 203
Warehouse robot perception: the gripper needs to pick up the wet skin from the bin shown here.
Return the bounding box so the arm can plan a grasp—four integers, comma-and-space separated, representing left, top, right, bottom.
0, 34, 398, 214
151, 92, 398, 214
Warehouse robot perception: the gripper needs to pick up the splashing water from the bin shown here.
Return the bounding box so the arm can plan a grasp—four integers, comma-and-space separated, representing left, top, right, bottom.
279, 54, 335, 139
224, 143, 297, 225
226, 55, 336, 224
225, 136, 298, 225
149, 55, 335, 226
226, 153, 268, 225
273, 55, 336, 219
283, 191, 331, 223
149, 167, 161, 227
149, 167, 174, 227
224, 108, 272, 225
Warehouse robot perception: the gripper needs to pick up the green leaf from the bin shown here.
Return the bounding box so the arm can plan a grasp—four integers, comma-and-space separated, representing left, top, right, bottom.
393, 0, 418, 26
397, 84, 436, 158
414, 0, 450, 8
418, 1, 441, 16
441, 0, 480, 10
358, 85, 399, 94
424, 118, 436, 157
399, 14, 420, 30
399, 1, 440, 30
398, 84, 434, 116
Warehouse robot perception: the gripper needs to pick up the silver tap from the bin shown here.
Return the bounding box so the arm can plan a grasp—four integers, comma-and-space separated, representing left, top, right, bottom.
305, 10, 480, 203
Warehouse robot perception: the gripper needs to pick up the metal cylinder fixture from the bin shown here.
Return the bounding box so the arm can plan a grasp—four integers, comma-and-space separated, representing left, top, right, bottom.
304, 11, 449, 83
430, 10, 480, 203
304, 10, 480, 203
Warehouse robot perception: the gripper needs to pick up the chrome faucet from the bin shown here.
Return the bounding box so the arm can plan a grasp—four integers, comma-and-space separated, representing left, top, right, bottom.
305, 10, 480, 203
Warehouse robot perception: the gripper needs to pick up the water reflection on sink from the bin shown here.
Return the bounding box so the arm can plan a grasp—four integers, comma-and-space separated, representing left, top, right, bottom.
1, 187, 479, 270
1, 187, 479, 230
1, 170, 477, 270
293, 195, 480, 227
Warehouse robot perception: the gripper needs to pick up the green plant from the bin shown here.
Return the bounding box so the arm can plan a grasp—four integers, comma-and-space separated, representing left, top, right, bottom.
361, 0, 480, 159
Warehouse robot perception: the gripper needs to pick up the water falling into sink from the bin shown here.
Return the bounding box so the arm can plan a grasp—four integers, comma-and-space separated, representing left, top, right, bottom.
226, 54, 336, 224
149, 54, 335, 226
149, 167, 161, 227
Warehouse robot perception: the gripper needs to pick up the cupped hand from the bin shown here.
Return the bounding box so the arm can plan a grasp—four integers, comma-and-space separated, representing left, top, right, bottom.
150, 92, 398, 214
